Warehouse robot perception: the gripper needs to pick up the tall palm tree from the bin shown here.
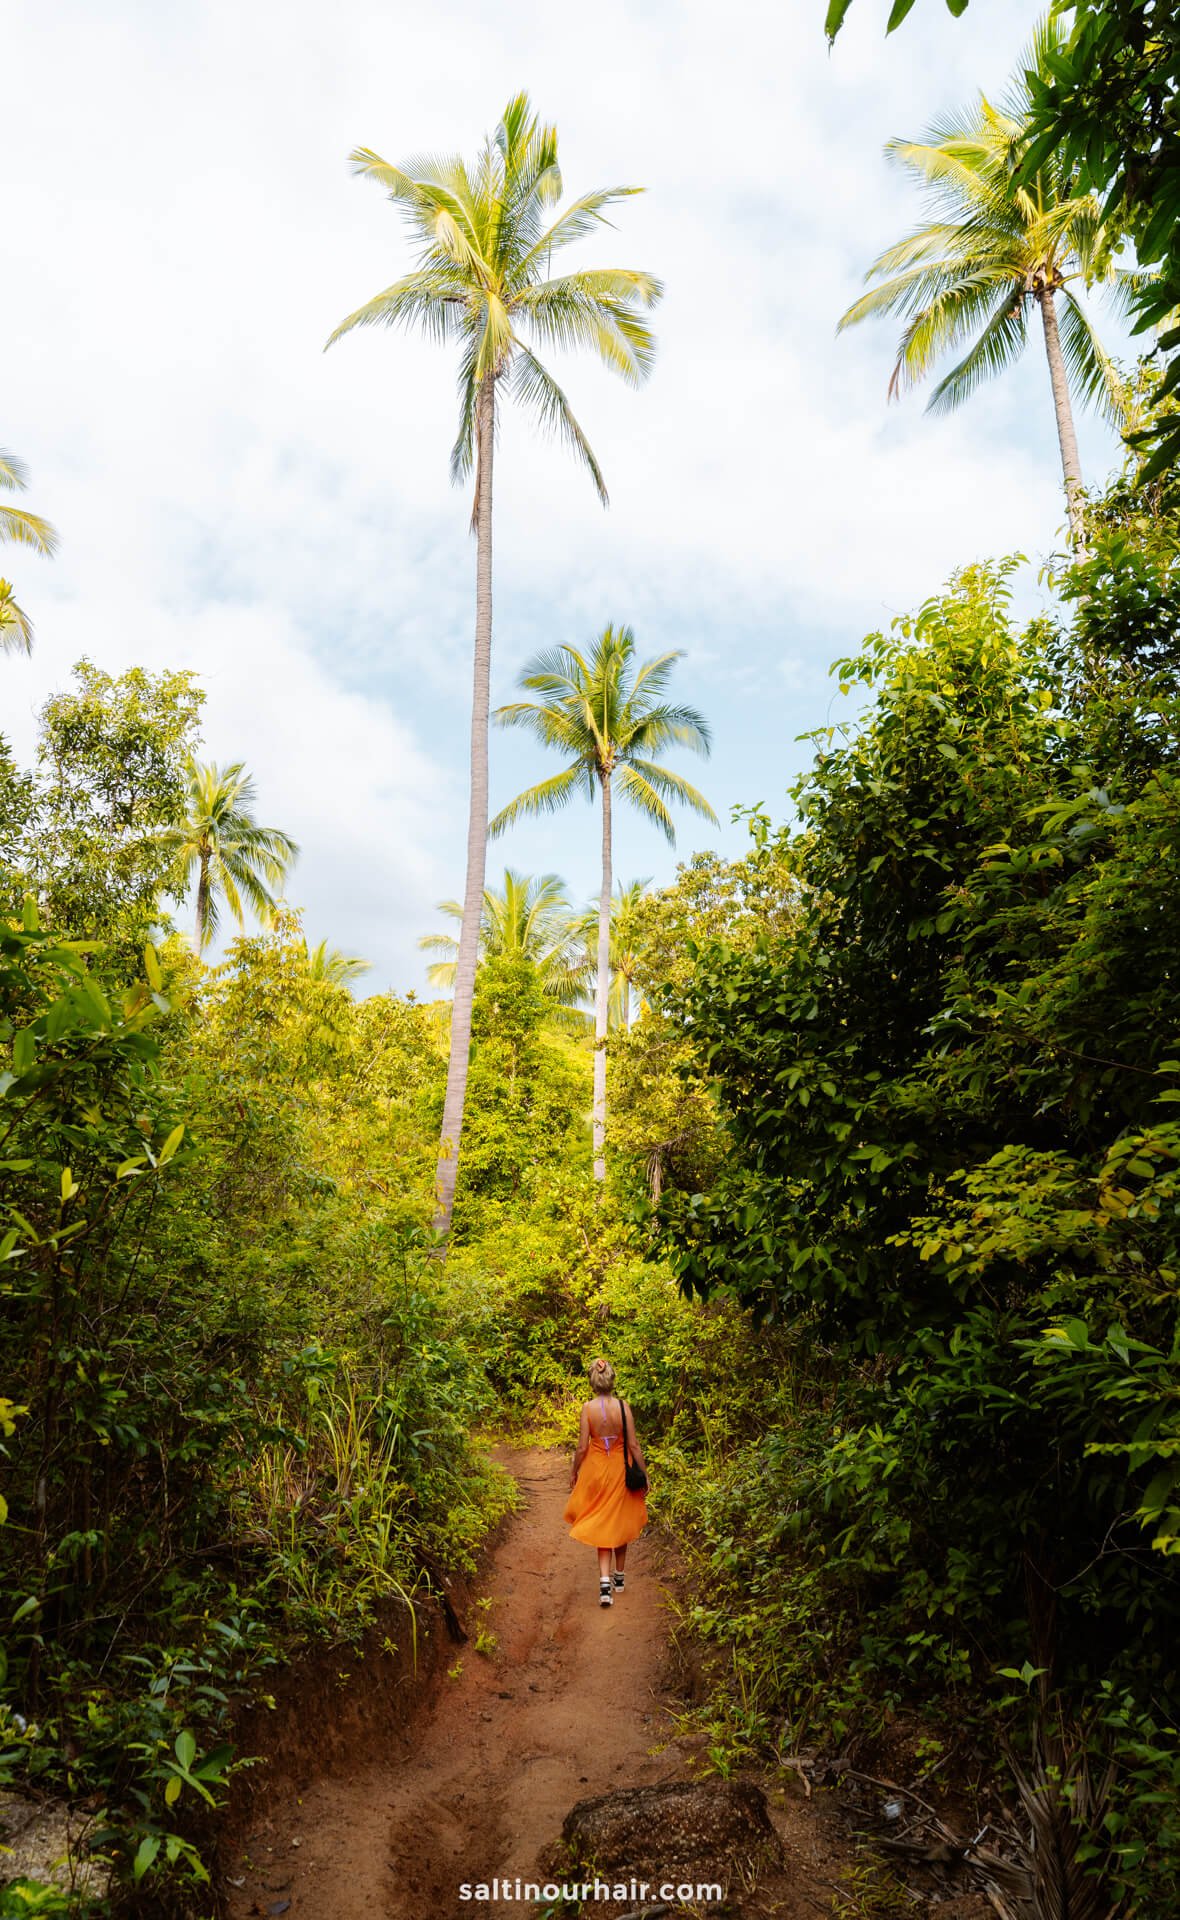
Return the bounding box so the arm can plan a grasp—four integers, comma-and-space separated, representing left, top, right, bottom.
304, 938, 372, 987
419, 867, 586, 1017
326, 93, 660, 1238
159, 759, 299, 952
837, 19, 1132, 541
573, 878, 652, 1031
1, 450, 58, 655
490, 627, 714, 1180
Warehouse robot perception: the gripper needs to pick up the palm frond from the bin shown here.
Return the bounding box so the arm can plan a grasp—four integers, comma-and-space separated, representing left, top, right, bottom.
347, 147, 488, 277
0, 583, 35, 655
625, 649, 684, 701
510, 348, 608, 503
0, 451, 30, 492
862, 224, 986, 279
0, 505, 59, 557
216, 862, 246, 930
514, 189, 648, 275
199, 881, 222, 948
326, 270, 467, 351
620, 757, 717, 821
839, 260, 1021, 339
1055, 290, 1130, 428
625, 698, 713, 758
219, 850, 284, 922
517, 279, 658, 385
887, 133, 1019, 228
926, 289, 1030, 413
488, 762, 591, 838
516, 643, 592, 693
450, 349, 481, 484
474, 292, 515, 383
305, 939, 372, 985
612, 765, 677, 842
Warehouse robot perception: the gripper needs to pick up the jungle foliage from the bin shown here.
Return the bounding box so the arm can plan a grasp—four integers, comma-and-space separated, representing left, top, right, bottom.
0, 681, 515, 1911
654, 481, 1180, 1908
0, 661, 730, 1913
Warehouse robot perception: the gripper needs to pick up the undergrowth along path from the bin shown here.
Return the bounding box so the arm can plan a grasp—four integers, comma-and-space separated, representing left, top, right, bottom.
225, 1448, 840, 1920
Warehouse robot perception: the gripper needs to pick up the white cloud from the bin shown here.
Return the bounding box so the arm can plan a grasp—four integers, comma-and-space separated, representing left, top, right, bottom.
2, 598, 449, 977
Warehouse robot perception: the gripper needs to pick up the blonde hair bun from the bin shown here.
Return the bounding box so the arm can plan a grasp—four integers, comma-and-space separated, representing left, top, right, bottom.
588, 1357, 616, 1394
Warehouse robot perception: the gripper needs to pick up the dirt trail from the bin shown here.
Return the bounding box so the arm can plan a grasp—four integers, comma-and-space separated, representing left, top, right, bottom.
226, 1449, 842, 1920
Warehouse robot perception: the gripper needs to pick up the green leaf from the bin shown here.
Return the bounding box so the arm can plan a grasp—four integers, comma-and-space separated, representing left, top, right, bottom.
824, 0, 855, 38
1139, 1466, 1180, 1519
144, 943, 163, 992
164, 1774, 182, 1807
132, 1835, 161, 1880
886, 0, 917, 28
157, 1123, 186, 1166
174, 1729, 197, 1770
11, 1029, 34, 1073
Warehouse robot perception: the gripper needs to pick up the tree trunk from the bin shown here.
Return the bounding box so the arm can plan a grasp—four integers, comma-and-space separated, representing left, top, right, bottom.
593, 774, 612, 1182
434, 371, 495, 1238
194, 851, 210, 953
1038, 285, 1084, 545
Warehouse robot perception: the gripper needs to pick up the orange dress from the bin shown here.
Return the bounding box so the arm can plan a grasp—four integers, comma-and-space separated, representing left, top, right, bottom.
564, 1410, 648, 1549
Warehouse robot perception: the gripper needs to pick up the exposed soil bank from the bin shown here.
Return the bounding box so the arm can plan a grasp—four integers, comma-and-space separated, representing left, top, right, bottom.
221, 1450, 871, 1919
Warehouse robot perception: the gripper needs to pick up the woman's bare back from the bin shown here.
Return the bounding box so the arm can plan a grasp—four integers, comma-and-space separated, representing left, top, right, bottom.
586, 1393, 623, 1441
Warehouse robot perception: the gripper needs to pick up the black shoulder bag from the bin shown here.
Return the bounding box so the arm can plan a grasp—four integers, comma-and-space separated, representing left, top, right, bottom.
620, 1399, 649, 1493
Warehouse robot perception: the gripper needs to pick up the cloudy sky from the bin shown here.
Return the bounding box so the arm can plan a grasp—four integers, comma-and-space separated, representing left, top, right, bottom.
5, 0, 1127, 992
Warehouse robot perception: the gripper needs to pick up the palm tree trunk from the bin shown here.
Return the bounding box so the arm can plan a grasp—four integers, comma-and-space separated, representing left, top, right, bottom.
194, 852, 210, 953
434, 372, 495, 1238
593, 773, 612, 1182
1038, 285, 1084, 544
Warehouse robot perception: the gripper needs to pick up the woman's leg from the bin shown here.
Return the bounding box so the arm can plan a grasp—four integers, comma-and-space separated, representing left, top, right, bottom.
614, 1546, 627, 1570
597, 1548, 613, 1581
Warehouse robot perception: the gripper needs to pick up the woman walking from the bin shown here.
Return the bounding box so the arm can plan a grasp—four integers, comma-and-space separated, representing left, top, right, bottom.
564, 1357, 649, 1607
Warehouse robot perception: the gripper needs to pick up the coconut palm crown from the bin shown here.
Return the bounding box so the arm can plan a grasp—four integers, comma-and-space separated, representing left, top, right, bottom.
420, 868, 586, 1012
327, 92, 661, 1238
305, 939, 372, 988
159, 758, 299, 953
490, 625, 714, 1179
837, 18, 1134, 540
572, 878, 652, 1031
326, 94, 661, 501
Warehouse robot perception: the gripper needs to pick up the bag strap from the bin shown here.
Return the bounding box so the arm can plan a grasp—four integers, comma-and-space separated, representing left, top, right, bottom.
620, 1398, 631, 1467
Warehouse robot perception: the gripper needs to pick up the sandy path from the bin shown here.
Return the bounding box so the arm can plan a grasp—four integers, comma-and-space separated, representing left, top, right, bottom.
229, 1448, 682, 1919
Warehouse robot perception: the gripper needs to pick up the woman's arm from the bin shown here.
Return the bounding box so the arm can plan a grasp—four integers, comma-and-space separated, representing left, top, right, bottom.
570, 1402, 591, 1490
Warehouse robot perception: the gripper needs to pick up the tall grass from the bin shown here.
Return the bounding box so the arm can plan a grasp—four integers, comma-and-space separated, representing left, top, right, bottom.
245, 1368, 423, 1652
